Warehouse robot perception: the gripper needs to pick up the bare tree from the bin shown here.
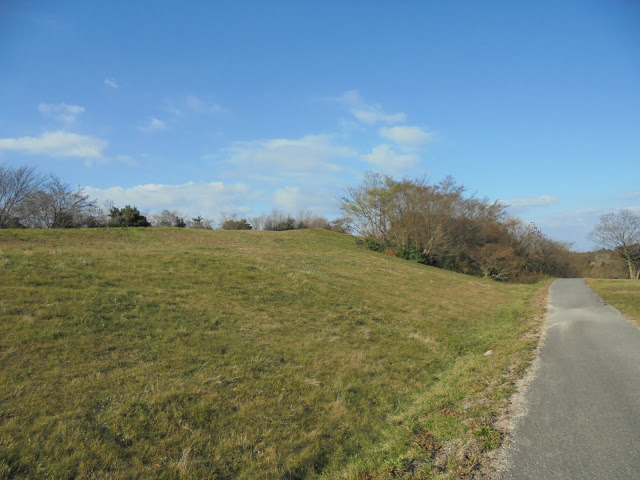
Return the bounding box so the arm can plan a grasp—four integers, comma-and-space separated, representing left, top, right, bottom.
0, 165, 44, 228
151, 210, 186, 227
339, 171, 399, 240
589, 210, 640, 279
261, 210, 296, 231
219, 212, 252, 230
21, 175, 95, 228
474, 243, 516, 281
187, 216, 214, 229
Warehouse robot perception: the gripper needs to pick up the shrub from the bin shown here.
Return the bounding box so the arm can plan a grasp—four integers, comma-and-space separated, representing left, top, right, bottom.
356, 236, 385, 252
108, 205, 151, 227
221, 218, 252, 230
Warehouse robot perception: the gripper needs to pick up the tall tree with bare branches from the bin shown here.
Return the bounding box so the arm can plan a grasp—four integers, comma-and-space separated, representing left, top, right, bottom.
589, 210, 640, 279
0, 165, 44, 228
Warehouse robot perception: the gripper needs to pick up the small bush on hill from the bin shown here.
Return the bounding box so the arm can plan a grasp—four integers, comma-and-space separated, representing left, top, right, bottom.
222, 218, 252, 230
108, 205, 151, 227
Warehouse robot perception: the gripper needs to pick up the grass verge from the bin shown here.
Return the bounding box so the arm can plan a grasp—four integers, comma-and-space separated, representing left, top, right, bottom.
585, 278, 640, 326
1, 228, 548, 479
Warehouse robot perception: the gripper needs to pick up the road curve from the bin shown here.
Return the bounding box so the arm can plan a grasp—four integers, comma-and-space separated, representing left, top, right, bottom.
498, 278, 640, 480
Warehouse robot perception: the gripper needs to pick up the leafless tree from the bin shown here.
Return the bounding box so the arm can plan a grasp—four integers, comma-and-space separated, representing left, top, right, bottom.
474, 243, 516, 281
260, 210, 296, 231
0, 165, 44, 228
187, 216, 214, 229
21, 175, 95, 228
589, 210, 640, 279
151, 210, 186, 227
339, 171, 399, 240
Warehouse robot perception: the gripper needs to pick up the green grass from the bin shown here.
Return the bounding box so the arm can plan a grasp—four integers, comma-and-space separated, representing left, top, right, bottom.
586, 278, 640, 326
0, 228, 548, 479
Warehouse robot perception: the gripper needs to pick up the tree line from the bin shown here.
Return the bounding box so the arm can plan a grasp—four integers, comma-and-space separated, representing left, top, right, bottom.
0, 164, 347, 233
339, 172, 578, 282
3, 164, 638, 281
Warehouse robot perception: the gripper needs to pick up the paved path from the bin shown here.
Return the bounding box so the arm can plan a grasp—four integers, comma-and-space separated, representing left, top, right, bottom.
498, 278, 640, 480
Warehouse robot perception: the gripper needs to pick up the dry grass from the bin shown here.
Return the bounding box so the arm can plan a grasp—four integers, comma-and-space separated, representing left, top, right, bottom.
0, 228, 547, 479
586, 278, 640, 326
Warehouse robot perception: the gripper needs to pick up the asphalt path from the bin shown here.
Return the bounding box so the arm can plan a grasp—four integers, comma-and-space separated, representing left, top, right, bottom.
498, 278, 640, 480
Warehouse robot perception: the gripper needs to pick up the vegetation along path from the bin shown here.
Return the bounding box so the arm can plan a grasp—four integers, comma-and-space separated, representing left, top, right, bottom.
498, 279, 640, 479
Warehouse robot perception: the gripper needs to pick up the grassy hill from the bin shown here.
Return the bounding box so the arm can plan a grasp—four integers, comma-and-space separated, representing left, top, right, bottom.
0, 228, 547, 479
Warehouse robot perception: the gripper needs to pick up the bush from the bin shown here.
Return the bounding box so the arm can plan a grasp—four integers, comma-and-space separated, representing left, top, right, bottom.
397, 245, 430, 265
356, 236, 385, 252
221, 218, 252, 230
108, 205, 151, 227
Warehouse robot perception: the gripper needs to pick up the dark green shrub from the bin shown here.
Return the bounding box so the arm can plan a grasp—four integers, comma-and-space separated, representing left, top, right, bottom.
108, 205, 151, 227
355, 236, 385, 252
397, 245, 430, 265
273, 217, 295, 231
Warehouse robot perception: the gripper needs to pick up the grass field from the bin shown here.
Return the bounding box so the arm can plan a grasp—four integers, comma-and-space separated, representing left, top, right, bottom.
0, 228, 548, 479
586, 278, 640, 326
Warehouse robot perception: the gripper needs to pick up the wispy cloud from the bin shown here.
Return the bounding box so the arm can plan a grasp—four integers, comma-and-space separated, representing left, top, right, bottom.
379, 125, 432, 151
84, 181, 254, 217
335, 90, 406, 125
503, 195, 558, 210
361, 144, 419, 172
139, 117, 167, 133
0, 131, 106, 159
38, 103, 85, 124
104, 78, 119, 89
223, 134, 356, 179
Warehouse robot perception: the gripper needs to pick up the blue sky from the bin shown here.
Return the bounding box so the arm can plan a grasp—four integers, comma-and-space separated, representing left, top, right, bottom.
1, 0, 638, 250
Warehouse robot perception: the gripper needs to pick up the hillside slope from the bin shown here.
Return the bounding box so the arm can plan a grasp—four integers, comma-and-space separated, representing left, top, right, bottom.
0, 228, 546, 479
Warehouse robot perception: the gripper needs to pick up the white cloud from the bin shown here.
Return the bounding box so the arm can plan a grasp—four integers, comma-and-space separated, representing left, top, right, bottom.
139, 117, 167, 133
0, 131, 106, 158
361, 144, 419, 172
84, 181, 255, 217
336, 90, 406, 125
379, 126, 432, 151
104, 78, 119, 89
38, 103, 85, 124
223, 134, 357, 179
504, 195, 558, 209
273, 187, 301, 211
